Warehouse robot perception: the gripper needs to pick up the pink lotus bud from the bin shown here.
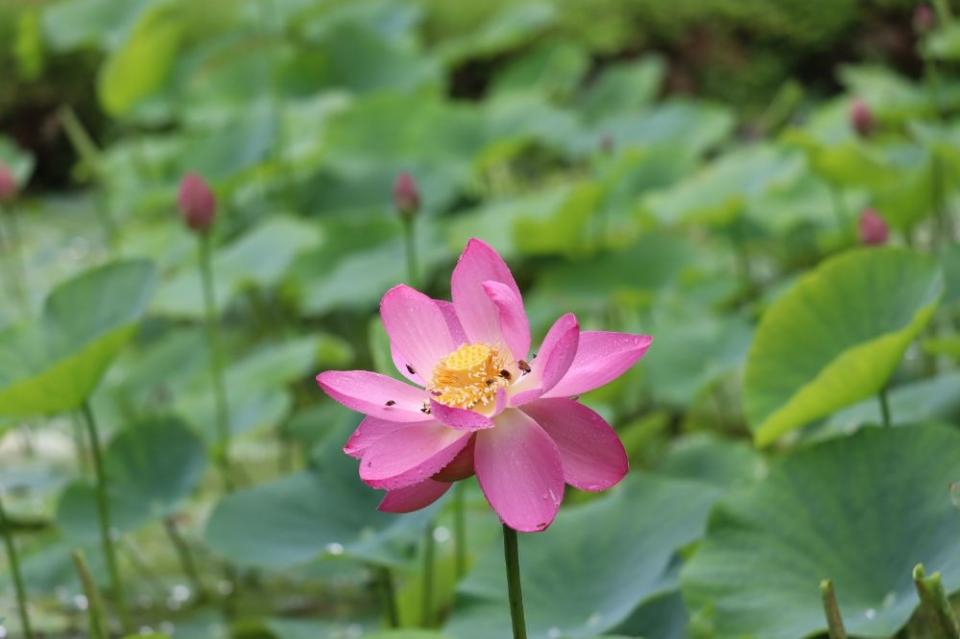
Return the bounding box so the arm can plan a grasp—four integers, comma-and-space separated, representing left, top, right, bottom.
850, 99, 874, 138
392, 172, 420, 220
914, 4, 935, 33
0, 163, 18, 203
177, 172, 216, 233
858, 208, 889, 246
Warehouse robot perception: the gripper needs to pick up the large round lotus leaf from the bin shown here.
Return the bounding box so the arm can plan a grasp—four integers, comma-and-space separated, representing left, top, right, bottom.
56, 417, 207, 543
0, 259, 156, 420
744, 248, 942, 446
444, 474, 721, 639
681, 424, 960, 639
204, 439, 438, 569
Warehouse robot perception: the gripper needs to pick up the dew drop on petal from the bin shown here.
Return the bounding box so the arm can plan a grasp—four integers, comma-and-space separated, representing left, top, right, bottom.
882, 591, 896, 608
547, 628, 561, 639
864, 608, 877, 620
326, 542, 345, 556
433, 526, 451, 543
587, 612, 603, 627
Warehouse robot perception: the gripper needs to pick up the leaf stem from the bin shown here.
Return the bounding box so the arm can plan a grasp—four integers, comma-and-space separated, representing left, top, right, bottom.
164, 515, 209, 602
376, 565, 400, 627
198, 233, 234, 492
454, 484, 467, 579
878, 387, 892, 428
0, 204, 29, 317
402, 217, 418, 287
80, 400, 131, 633
913, 563, 960, 638
0, 491, 34, 639
502, 524, 528, 639
422, 522, 436, 626
71, 550, 109, 639
819, 579, 848, 639
57, 106, 117, 248
829, 184, 847, 229
933, 0, 953, 23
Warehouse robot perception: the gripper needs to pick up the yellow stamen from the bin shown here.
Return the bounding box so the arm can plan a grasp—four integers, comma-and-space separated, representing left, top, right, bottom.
429, 343, 511, 409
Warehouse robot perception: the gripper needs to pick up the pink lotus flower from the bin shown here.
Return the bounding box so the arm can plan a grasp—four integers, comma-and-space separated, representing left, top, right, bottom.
316, 239, 652, 532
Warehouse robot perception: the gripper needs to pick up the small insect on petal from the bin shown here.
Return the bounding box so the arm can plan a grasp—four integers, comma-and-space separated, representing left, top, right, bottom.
499, 369, 512, 380
385, 400, 396, 407
406, 364, 416, 375
518, 360, 531, 374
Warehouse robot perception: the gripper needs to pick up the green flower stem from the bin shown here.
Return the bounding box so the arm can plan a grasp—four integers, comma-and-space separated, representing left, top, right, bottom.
878, 387, 892, 428
819, 579, 848, 639
502, 524, 528, 639
454, 484, 467, 579
913, 564, 960, 639
58, 106, 117, 247
402, 217, 418, 287
932, 154, 952, 253
71, 550, 109, 639
421, 523, 436, 626
0, 492, 34, 639
0, 204, 29, 317
933, 0, 953, 23
58, 106, 104, 176
376, 565, 400, 628
81, 400, 131, 633
72, 413, 90, 476
829, 184, 847, 229
198, 233, 234, 492
164, 516, 208, 602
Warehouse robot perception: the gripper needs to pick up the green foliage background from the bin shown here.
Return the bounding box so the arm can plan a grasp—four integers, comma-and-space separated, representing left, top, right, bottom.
0, 1, 959, 638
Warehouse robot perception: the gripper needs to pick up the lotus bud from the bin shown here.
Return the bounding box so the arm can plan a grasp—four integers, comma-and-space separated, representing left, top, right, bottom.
914, 4, 935, 34
392, 172, 420, 220
850, 99, 874, 138
0, 163, 18, 203
177, 172, 216, 233
858, 208, 889, 246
